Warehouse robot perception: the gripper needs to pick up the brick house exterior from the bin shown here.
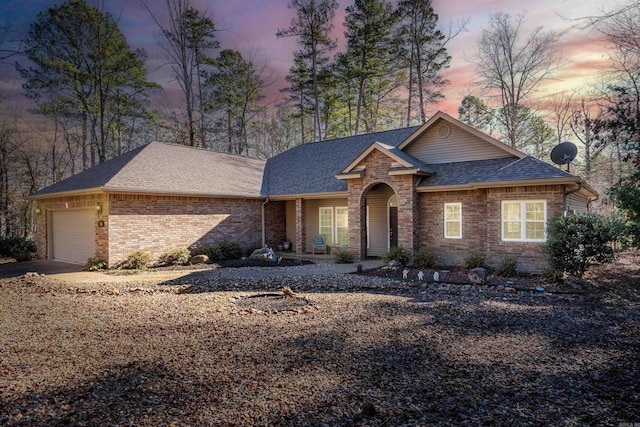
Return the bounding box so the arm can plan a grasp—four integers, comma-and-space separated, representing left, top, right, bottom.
29, 111, 597, 272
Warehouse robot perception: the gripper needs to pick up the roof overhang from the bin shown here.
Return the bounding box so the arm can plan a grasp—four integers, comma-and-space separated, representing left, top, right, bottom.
417, 177, 599, 197
265, 191, 348, 201
388, 167, 432, 176
28, 187, 265, 201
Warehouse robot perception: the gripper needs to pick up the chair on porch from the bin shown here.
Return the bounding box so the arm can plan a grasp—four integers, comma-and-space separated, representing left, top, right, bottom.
312, 235, 327, 254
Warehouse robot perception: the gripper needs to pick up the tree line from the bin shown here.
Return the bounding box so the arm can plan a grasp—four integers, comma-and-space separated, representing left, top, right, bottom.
0, 0, 637, 246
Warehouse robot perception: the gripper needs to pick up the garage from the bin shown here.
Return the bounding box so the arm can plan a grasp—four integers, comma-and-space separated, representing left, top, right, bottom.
50, 209, 96, 264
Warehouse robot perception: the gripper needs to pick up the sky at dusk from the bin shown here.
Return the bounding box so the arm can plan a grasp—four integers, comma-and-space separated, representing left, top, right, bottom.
0, 0, 623, 118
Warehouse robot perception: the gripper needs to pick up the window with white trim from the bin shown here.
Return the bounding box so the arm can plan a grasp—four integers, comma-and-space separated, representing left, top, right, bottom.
319, 207, 333, 245
444, 203, 462, 239
336, 207, 349, 246
319, 207, 349, 246
502, 200, 547, 242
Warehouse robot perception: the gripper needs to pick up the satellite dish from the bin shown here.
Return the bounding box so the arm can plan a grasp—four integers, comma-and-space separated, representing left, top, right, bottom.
550, 142, 578, 172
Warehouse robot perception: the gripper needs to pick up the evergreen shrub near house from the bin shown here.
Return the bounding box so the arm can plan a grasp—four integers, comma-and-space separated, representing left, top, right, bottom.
542, 213, 627, 278
217, 240, 243, 261
333, 248, 354, 264
85, 256, 107, 271
462, 250, 488, 270
384, 246, 412, 267
157, 247, 190, 266
495, 256, 518, 277
0, 236, 37, 261
189, 241, 244, 262
190, 244, 222, 262
123, 250, 153, 270
413, 246, 438, 268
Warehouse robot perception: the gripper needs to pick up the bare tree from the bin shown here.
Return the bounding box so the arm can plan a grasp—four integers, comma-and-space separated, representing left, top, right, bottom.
474, 13, 560, 147
142, 0, 219, 147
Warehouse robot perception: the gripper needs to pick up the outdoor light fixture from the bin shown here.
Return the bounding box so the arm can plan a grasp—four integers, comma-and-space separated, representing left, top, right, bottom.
95, 202, 102, 214
35, 207, 41, 215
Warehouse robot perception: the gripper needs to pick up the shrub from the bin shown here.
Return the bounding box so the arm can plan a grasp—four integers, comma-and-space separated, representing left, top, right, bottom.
463, 250, 488, 270
157, 247, 190, 266
85, 256, 107, 271
495, 256, 518, 277
189, 244, 221, 262
0, 236, 37, 261
123, 250, 153, 270
542, 213, 626, 278
217, 240, 243, 261
384, 246, 412, 266
333, 248, 354, 264
413, 246, 438, 268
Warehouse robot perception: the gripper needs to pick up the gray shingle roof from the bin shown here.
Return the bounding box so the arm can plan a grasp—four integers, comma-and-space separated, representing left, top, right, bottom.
31, 142, 266, 198
418, 156, 573, 188
261, 127, 421, 196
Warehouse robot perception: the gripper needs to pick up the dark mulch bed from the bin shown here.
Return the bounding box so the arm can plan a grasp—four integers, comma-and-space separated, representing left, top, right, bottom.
146, 257, 314, 272
217, 257, 314, 268
356, 265, 579, 293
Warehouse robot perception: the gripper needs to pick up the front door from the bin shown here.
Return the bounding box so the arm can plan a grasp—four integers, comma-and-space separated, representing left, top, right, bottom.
389, 206, 398, 248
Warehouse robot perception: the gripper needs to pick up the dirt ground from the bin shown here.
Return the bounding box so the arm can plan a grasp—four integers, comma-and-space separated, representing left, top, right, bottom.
0, 252, 638, 426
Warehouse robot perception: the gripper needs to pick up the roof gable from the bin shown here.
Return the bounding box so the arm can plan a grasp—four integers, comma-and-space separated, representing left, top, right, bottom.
399, 111, 524, 164
337, 141, 432, 178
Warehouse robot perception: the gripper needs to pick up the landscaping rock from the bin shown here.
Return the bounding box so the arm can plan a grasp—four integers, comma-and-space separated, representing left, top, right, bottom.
468, 267, 488, 284
250, 248, 276, 262
189, 254, 209, 265
387, 260, 402, 269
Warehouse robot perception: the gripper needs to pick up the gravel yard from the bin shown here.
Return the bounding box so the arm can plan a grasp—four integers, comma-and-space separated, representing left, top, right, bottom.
1, 257, 639, 426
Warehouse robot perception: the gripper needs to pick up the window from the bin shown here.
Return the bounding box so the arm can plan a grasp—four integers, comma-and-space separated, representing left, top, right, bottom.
336, 207, 349, 246
319, 207, 349, 246
502, 201, 546, 242
319, 207, 333, 245
444, 203, 462, 239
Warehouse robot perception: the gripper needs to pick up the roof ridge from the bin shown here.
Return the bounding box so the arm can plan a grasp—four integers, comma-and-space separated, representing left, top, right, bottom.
302, 125, 422, 146
155, 141, 267, 162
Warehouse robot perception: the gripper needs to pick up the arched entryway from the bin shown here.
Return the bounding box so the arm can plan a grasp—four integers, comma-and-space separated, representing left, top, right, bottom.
364, 183, 397, 257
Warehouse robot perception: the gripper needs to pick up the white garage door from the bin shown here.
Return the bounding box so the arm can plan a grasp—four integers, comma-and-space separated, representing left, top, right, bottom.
51, 210, 96, 264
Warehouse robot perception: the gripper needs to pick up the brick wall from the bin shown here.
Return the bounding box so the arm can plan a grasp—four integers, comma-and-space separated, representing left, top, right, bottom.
108, 194, 263, 266
264, 200, 286, 249
417, 185, 565, 273
418, 189, 486, 266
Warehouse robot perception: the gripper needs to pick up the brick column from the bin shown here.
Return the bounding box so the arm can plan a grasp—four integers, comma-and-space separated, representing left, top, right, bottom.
347, 179, 365, 260
295, 198, 306, 255
396, 175, 418, 251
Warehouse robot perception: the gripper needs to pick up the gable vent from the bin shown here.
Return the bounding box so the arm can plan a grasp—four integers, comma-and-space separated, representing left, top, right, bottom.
437, 125, 451, 138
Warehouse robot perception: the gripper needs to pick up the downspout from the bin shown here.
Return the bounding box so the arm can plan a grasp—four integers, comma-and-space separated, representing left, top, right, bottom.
261, 197, 269, 248
564, 182, 582, 215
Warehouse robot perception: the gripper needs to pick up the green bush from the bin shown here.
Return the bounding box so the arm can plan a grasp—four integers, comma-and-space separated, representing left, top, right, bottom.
495, 256, 518, 277
85, 256, 107, 271
189, 244, 221, 262
157, 247, 190, 266
542, 213, 626, 278
463, 250, 488, 270
0, 236, 37, 261
123, 250, 153, 270
413, 246, 438, 268
384, 246, 412, 266
217, 240, 243, 261
333, 248, 354, 264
